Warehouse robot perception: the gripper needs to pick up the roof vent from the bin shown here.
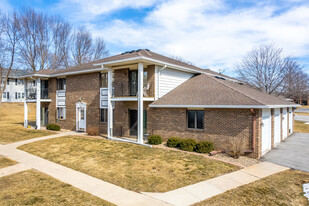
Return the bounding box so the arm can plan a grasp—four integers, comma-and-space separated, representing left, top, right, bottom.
215, 76, 225, 80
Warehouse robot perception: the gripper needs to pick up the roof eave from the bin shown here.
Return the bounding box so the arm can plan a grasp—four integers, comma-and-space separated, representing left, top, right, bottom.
94, 56, 201, 74
149, 104, 301, 109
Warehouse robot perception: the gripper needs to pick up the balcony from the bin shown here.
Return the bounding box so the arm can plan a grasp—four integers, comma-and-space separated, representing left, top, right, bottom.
113, 82, 154, 98
26, 88, 49, 100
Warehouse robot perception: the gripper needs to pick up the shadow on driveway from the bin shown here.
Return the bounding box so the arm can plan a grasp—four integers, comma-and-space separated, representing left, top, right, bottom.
261, 133, 309, 173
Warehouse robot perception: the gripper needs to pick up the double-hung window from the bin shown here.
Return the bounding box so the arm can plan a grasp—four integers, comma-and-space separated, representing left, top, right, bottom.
100, 109, 107, 122
57, 78, 66, 90
187, 110, 204, 129
100, 73, 108, 88
3, 92, 6, 99
18, 93, 21, 99
57, 107, 66, 120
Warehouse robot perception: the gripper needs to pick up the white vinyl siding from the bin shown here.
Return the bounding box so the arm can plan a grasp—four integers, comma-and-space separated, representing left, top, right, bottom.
156, 67, 193, 98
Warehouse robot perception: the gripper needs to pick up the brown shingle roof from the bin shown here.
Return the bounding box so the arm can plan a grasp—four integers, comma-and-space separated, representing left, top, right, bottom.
151, 74, 297, 107
34, 49, 227, 76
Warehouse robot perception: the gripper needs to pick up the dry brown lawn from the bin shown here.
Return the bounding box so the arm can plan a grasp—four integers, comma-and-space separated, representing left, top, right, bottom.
0, 103, 53, 144
194, 170, 309, 206
294, 120, 309, 133
0, 155, 16, 169
0, 169, 114, 205
19, 135, 239, 193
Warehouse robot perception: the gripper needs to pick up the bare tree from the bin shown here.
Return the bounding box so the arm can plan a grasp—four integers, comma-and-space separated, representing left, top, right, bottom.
70, 27, 109, 66
235, 43, 304, 95
170, 55, 194, 66
0, 10, 20, 104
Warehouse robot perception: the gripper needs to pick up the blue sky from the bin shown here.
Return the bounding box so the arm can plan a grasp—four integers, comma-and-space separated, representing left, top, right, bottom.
1, 0, 309, 77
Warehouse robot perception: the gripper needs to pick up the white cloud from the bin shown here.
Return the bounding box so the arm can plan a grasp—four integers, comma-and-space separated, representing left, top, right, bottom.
0, 0, 12, 12
59, 0, 309, 75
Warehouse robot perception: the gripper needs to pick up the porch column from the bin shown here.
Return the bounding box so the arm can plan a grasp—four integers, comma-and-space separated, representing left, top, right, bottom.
36, 78, 41, 129
137, 62, 144, 144
24, 101, 28, 128
107, 68, 113, 138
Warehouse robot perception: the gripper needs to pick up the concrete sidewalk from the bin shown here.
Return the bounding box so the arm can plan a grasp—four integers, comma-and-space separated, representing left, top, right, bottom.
0, 132, 289, 206
143, 162, 289, 206
0, 163, 31, 178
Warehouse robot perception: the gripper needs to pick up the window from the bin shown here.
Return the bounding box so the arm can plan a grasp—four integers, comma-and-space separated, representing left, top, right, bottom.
22, 93, 24, 99
15, 92, 17, 99
33, 80, 36, 87
15, 79, 18, 85
7, 79, 9, 85
100, 109, 107, 122
7, 92, 9, 99
100, 73, 108, 88
57, 107, 66, 120
18, 93, 21, 99
187, 110, 204, 129
3, 92, 6, 99
57, 78, 66, 90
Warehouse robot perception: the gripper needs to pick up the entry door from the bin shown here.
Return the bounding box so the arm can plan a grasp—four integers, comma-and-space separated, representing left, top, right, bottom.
79, 108, 86, 131
41, 107, 49, 126
129, 110, 147, 136
262, 109, 272, 155
274, 109, 281, 146
282, 108, 288, 140
76, 103, 86, 132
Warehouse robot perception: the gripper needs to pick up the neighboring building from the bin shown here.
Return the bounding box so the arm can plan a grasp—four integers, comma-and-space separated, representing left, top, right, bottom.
21, 49, 299, 159
1, 69, 32, 103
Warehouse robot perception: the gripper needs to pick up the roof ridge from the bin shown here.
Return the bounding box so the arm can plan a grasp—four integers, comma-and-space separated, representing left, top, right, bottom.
205, 74, 265, 105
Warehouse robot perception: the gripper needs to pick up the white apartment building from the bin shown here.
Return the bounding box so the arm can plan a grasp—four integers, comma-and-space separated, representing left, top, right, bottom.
1, 69, 33, 103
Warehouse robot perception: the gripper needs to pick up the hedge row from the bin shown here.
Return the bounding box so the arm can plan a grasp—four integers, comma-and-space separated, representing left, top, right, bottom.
46, 124, 60, 131
167, 137, 214, 153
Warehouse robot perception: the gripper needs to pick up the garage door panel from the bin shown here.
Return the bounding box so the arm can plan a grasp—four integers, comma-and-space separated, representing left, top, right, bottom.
262, 109, 272, 155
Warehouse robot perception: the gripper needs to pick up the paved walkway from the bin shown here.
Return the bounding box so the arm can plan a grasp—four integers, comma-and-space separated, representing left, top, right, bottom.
261, 133, 309, 173
143, 162, 288, 206
295, 114, 309, 122
0, 132, 289, 206
0, 163, 31, 178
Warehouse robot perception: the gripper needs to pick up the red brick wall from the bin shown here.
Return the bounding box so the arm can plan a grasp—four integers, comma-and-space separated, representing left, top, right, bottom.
148, 108, 261, 158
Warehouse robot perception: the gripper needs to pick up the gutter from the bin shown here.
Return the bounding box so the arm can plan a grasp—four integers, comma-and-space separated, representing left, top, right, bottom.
149, 104, 301, 109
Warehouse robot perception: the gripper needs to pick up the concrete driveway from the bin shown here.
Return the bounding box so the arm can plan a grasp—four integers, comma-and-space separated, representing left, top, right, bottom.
261, 133, 309, 172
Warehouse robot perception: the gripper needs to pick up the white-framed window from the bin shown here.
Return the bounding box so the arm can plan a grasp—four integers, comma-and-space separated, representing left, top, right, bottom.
100, 73, 108, 88
7, 78, 9, 85
100, 108, 108, 122
187, 110, 204, 129
57, 78, 66, 90
57, 107, 66, 120
7, 92, 9, 99
15, 92, 17, 99
3, 92, 6, 99
15, 79, 18, 85
22, 93, 24, 99
18, 93, 21, 99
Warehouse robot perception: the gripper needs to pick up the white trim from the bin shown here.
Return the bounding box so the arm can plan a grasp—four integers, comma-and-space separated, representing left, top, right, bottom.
22, 68, 107, 78
76, 102, 87, 132
36, 78, 41, 129
137, 62, 144, 144
40, 99, 52, 102
107, 68, 113, 138
111, 97, 154, 101
149, 104, 300, 109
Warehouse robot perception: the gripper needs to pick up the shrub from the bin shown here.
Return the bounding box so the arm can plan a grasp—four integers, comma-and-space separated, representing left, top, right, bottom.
229, 136, 245, 158
179, 138, 197, 152
87, 126, 99, 136
46, 124, 60, 131
194, 141, 214, 153
148, 135, 162, 145
167, 137, 181, 147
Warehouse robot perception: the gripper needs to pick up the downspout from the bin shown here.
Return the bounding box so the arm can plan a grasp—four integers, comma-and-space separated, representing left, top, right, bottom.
250, 109, 256, 153
158, 65, 167, 99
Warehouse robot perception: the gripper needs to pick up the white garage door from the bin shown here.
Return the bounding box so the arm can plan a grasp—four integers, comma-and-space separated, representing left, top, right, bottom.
282, 108, 288, 140
262, 109, 272, 155
274, 108, 281, 146
289, 108, 293, 134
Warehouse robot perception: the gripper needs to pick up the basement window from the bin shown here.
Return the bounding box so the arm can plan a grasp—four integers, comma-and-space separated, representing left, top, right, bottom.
187, 110, 204, 129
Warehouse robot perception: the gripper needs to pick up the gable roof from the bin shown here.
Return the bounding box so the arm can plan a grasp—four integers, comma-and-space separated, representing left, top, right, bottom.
33, 49, 231, 78
1, 68, 31, 78
150, 73, 298, 108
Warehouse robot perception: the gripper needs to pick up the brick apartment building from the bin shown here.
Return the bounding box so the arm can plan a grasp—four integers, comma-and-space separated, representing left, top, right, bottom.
21, 49, 299, 159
